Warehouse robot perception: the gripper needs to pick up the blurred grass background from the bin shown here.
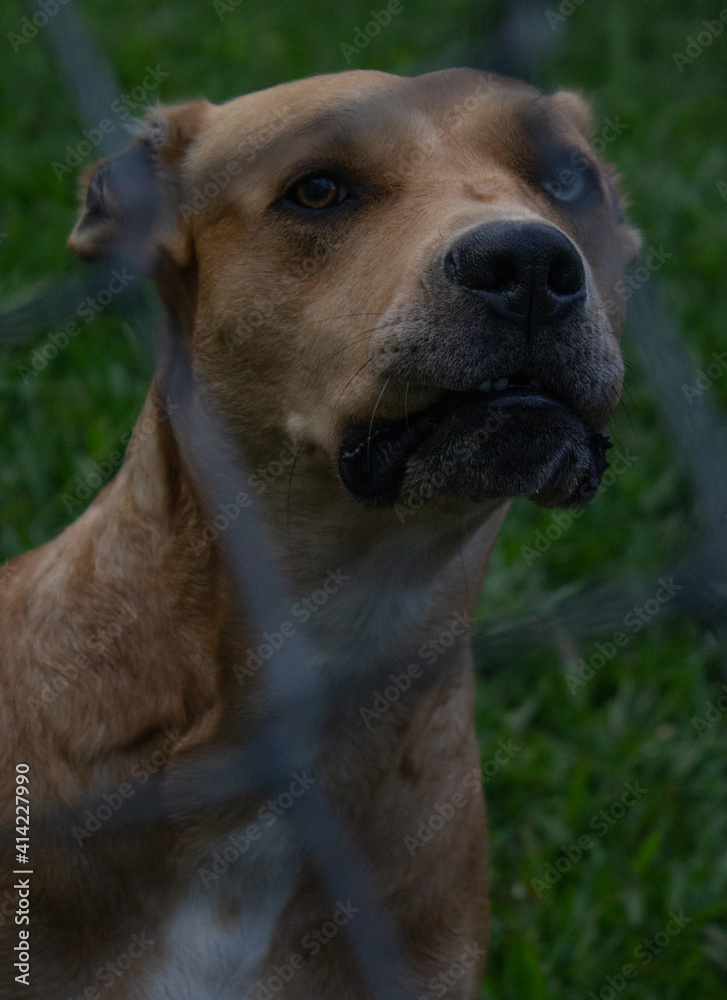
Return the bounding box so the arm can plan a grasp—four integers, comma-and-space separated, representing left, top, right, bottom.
1, 0, 726, 996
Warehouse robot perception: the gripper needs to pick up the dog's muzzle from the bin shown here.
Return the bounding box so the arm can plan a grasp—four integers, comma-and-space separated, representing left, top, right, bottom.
338, 222, 616, 511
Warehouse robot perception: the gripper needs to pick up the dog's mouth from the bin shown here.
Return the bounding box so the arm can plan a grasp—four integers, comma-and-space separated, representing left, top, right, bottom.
338, 373, 612, 510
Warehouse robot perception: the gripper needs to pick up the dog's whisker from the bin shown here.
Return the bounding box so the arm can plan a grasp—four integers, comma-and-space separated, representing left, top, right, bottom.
623, 359, 647, 378
285, 444, 302, 556
456, 527, 470, 596
624, 359, 656, 391
311, 330, 385, 366
366, 378, 390, 469
616, 387, 637, 441
326, 356, 375, 442
317, 311, 387, 322
295, 324, 399, 383
606, 418, 625, 453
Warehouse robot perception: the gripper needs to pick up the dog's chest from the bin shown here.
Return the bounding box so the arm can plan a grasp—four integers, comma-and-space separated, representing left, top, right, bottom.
123, 525, 495, 997
136, 821, 301, 999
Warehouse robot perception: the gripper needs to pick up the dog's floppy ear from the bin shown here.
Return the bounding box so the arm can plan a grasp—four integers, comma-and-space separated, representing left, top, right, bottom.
68, 101, 211, 270
549, 89, 595, 140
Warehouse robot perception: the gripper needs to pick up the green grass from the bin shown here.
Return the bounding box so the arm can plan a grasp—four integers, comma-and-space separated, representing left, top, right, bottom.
1, 1, 726, 997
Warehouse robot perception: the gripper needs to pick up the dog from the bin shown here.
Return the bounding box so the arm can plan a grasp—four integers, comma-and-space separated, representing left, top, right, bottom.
0, 68, 640, 999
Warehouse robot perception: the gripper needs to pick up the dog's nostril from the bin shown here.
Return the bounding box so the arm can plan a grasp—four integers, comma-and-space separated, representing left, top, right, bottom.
445, 222, 586, 326
448, 248, 519, 294
480, 253, 519, 293
547, 248, 585, 297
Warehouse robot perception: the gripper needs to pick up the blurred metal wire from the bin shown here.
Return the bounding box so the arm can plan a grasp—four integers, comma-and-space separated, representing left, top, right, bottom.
467, 0, 559, 79
22, 0, 124, 156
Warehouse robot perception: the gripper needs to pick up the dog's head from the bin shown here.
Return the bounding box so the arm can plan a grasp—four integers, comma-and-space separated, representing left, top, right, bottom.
69, 69, 640, 519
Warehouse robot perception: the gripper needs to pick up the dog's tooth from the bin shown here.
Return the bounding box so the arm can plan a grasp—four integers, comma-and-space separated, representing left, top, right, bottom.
479, 380, 492, 391
493, 377, 508, 391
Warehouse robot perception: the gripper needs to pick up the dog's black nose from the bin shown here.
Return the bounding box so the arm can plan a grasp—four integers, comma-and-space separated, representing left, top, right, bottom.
445, 222, 586, 328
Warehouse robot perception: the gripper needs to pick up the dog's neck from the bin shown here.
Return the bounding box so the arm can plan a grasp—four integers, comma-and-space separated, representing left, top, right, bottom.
127, 381, 506, 658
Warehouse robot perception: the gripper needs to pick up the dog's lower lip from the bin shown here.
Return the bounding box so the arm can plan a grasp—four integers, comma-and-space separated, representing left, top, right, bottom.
338, 384, 569, 504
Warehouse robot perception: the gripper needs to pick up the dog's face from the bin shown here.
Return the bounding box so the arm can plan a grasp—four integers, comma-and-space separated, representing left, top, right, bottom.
70, 69, 640, 517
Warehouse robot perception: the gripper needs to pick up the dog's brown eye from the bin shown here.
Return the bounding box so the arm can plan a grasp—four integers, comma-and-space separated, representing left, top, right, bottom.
289, 175, 347, 210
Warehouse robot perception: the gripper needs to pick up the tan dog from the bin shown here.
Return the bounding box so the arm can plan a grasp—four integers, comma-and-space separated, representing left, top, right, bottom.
0, 68, 639, 999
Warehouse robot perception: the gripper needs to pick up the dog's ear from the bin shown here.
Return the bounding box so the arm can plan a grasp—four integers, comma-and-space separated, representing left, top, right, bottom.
549, 90, 595, 140
67, 101, 211, 270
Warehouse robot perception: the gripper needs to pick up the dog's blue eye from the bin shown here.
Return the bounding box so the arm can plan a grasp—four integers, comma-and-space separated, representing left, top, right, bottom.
544, 165, 587, 202
289, 175, 348, 210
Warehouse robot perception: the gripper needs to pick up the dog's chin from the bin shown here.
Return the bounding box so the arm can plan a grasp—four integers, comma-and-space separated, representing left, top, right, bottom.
338, 386, 612, 510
